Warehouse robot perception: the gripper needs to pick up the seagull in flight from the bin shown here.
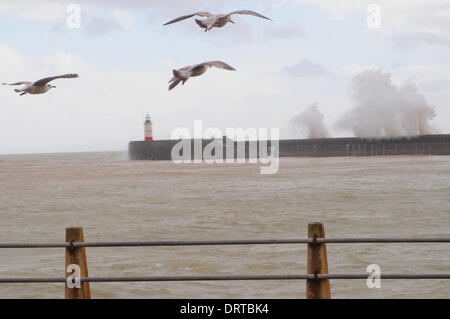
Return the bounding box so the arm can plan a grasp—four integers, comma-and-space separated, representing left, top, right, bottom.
2, 74, 79, 96
169, 61, 236, 90
163, 10, 272, 32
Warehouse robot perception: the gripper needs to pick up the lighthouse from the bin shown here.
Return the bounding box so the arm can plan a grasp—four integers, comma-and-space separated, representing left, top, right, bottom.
144, 114, 153, 141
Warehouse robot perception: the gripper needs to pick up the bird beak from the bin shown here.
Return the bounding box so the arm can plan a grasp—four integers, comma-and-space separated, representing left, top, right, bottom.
230, 19, 235, 24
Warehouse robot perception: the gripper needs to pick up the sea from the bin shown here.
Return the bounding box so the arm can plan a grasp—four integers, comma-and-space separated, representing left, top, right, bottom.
0, 152, 448, 298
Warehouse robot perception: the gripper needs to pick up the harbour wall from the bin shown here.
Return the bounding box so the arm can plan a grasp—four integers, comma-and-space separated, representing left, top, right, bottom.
128, 134, 450, 160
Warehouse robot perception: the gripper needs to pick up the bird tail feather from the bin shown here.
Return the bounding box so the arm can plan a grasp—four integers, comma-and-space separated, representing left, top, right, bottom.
169, 79, 181, 91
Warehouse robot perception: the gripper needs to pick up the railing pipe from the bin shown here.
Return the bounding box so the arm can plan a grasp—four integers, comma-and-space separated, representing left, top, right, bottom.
1, 237, 449, 249
1, 273, 449, 284
0, 224, 448, 299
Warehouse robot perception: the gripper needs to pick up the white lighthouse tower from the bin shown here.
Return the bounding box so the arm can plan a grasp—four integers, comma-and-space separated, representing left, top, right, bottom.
144, 114, 153, 141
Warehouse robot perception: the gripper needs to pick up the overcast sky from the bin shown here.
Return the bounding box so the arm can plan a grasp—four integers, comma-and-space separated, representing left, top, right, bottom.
1, 0, 449, 154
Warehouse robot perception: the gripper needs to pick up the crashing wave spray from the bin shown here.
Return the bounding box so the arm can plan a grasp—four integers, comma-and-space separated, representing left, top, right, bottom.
337, 70, 436, 137
291, 103, 330, 138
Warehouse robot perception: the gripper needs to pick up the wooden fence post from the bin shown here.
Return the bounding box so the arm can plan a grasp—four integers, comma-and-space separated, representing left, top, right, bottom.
65, 227, 91, 299
306, 222, 331, 299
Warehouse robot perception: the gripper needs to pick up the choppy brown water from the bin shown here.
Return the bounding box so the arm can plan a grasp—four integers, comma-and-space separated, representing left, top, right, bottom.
0, 152, 448, 299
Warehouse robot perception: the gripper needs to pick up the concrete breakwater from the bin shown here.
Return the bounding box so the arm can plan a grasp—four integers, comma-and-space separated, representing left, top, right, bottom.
128, 134, 450, 160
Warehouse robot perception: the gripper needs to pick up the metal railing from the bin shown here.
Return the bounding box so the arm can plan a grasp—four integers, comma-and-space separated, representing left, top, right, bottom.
1, 237, 449, 248
0, 223, 449, 298
1, 273, 450, 284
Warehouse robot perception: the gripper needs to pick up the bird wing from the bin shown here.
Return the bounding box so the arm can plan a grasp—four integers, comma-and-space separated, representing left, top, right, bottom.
226, 10, 272, 21
33, 74, 79, 86
163, 12, 212, 26
2, 81, 32, 86
199, 61, 236, 71
169, 79, 181, 91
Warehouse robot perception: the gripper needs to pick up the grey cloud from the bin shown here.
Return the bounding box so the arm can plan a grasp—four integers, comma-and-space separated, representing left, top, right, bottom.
83, 16, 122, 37
264, 24, 306, 40
6, 0, 274, 36
284, 59, 329, 77
409, 3, 450, 32
10, 0, 267, 20
419, 79, 450, 92
391, 5, 450, 49
60, 0, 225, 14
52, 21, 66, 34
52, 15, 122, 37
393, 32, 450, 49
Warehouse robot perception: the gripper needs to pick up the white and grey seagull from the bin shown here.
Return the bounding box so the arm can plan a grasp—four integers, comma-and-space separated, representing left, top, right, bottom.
163, 10, 272, 32
169, 61, 236, 90
2, 74, 79, 96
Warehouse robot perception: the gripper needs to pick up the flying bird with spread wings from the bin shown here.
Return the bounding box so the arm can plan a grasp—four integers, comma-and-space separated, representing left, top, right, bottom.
163, 10, 272, 32
169, 61, 236, 90
2, 74, 79, 96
